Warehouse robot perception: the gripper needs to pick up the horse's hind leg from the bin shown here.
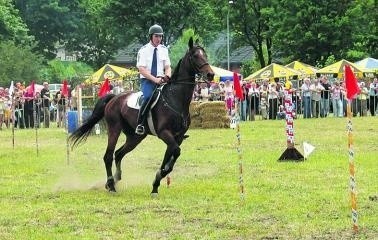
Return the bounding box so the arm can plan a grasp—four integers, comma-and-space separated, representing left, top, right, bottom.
104, 126, 122, 192
114, 135, 146, 183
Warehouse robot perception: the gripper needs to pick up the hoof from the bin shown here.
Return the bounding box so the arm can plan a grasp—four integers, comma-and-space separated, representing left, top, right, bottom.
150, 192, 158, 198
105, 183, 116, 193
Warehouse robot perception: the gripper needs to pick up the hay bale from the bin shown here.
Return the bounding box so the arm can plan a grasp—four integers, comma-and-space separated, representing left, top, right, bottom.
189, 101, 201, 117
189, 100, 229, 129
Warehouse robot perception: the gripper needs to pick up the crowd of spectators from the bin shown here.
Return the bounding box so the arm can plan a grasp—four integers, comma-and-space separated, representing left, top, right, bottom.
192, 76, 378, 121
1, 76, 377, 130
0, 82, 75, 129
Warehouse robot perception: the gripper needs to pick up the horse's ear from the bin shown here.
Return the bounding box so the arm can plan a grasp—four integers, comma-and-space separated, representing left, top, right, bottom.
195, 39, 200, 45
188, 37, 193, 49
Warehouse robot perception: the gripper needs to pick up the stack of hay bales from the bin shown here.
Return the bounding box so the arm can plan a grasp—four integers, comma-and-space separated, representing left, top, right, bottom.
189, 101, 229, 129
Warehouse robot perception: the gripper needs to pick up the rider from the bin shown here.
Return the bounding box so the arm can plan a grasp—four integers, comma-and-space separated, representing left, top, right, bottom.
135, 24, 171, 135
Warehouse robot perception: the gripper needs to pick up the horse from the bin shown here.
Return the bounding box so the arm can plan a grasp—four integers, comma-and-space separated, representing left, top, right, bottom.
69, 37, 214, 197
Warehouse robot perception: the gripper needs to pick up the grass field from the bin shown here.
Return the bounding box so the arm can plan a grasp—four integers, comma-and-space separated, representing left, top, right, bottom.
0, 117, 377, 239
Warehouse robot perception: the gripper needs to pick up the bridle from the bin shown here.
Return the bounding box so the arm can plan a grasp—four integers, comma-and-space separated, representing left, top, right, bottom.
169, 46, 211, 85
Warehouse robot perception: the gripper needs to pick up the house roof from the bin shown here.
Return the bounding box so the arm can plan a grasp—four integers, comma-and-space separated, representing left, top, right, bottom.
110, 42, 142, 65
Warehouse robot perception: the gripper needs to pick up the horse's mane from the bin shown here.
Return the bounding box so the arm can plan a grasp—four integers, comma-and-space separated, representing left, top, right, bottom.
170, 58, 182, 82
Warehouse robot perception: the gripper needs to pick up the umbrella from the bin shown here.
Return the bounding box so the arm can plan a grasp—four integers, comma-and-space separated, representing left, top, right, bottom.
317, 59, 365, 78
85, 64, 136, 84
244, 63, 301, 81
354, 57, 378, 73
210, 65, 241, 82
285, 61, 318, 76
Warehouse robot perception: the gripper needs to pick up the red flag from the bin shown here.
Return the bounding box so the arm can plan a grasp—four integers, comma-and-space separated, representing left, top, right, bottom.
344, 65, 360, 100
61, 80, 69, 97
233, 72, 243, 99
26, 81, 35, 96
98, 78, 110, 97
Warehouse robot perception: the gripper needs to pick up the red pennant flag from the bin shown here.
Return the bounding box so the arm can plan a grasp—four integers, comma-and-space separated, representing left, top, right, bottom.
61, 80, 69, 97
98, 78, 110, 97
27, 81, 35, 96
233, 72, 243, 99
344, 65, 360, 100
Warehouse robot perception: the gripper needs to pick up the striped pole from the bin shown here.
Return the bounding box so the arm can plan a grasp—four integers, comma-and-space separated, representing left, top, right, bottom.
235, 100, 244, 201
347, 102, 358, 232
236, 123, 244, 201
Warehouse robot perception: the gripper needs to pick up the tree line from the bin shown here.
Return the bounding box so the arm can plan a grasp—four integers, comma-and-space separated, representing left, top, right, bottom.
0, 0, 376, 86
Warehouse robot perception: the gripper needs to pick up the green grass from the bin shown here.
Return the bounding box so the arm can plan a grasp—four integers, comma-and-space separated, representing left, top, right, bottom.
0, 117, 377, 239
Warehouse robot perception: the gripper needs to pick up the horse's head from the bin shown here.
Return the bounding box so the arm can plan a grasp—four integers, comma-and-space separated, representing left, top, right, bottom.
187, 37, 214, 82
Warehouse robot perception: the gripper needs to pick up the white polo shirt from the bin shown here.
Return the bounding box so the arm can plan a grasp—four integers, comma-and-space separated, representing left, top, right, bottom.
136, 42, 171, 78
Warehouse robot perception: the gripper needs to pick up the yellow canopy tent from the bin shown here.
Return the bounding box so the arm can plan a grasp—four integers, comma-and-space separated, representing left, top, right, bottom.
354, 57, 378, 78
244, 63, 301, 81
316, 59, 365, 78
85, 64, 137, 84
285, 61, 318, 76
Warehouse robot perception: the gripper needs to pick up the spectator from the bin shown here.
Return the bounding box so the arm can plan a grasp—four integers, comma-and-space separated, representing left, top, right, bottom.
301, 78, 312, 118
14, 91, 25, 128
224, 80, 234, 115
331, 81, 343, 117
310, 78, 324, 118
268, 82, 279, 120
40, 82, 51, 128
320, 76, 331, 117
199, 82, 210, 102
259, 85, 268, 120
23, 88, 34, 128
357, 82, 368, 116
240, 81, 248, 121
248, 81, 259, 121
368, 78, 378, 116
54, 90, 66, 128
0, 87, 5, 129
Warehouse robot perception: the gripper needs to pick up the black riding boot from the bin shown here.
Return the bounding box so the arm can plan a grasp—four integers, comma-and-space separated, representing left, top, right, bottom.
135, 100, 150, 135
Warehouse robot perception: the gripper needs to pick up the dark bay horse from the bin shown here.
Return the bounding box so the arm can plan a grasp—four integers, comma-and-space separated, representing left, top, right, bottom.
69, 37, 214, 196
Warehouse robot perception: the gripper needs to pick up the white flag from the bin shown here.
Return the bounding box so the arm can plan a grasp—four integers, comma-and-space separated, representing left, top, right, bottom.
9, 81, 14, 96
303, 142, 315, 159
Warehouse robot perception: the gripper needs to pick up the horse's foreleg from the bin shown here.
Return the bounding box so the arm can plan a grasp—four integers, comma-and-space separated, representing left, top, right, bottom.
151, 144, 181, 196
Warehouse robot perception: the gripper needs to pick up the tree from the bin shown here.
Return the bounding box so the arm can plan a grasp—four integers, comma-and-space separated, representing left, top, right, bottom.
169, 29, 202, 68
104, 0, 221, 47
268, 0, 357, 66
0, 41, 43, 86
14, 0, 85, 59
227, 0, 274, 68
39, 59, 93, 86
345, 0, 378, 59
65, 0, 123, 69
0, 0, 33, 44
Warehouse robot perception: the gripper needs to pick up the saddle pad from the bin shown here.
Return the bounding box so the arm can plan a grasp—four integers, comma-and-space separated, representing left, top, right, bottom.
126, 92, 143, 109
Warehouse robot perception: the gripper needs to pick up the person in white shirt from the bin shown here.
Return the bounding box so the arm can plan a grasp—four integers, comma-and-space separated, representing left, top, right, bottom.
135, 24, 171, 135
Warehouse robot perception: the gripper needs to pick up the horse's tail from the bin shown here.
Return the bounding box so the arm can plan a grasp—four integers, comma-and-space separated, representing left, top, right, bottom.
69, 94, 116, 148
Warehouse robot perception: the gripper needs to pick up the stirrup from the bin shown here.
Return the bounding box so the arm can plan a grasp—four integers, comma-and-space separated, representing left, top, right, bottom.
135, 124, 145, 135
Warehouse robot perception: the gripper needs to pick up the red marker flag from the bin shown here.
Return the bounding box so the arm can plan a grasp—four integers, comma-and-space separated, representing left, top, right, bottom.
27, 80, 35, 96
233, 72, 243, 99
61, 80, 69, 97
98, 78, 110, 97
344, 65, 360, 100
